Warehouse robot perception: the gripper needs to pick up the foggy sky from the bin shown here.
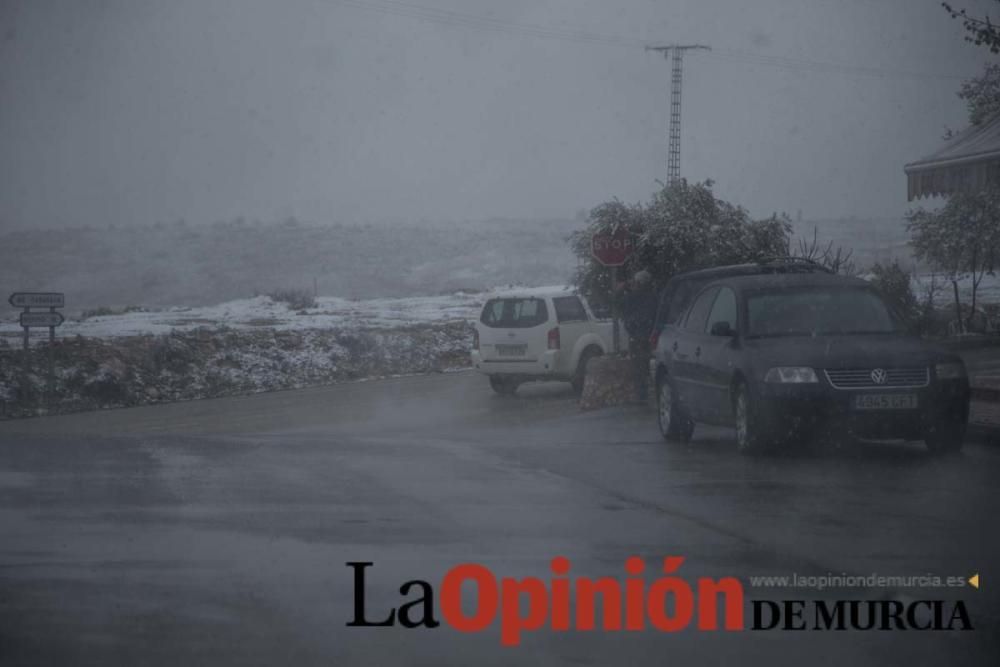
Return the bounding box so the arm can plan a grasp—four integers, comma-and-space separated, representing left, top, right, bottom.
0, 0, 994, 229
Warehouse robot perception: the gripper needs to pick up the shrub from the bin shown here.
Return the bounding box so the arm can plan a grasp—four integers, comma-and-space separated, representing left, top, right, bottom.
81, 305, 144, 320
868, 261, 919, 324
570, 180, 791, 305
268, 288, 316, 310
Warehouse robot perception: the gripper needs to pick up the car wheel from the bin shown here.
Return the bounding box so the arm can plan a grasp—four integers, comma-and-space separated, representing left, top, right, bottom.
571, 348, 601, 395
924, 417, 965, 454
657, 376, 694, 442
734, 381, 770, 455
489, 376, 518, 396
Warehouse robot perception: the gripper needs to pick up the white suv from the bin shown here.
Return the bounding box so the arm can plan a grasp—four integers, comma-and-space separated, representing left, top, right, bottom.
470, 289, 620, 395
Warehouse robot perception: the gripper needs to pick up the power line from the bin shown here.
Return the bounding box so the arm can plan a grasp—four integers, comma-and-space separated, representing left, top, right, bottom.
707, 48, 966, 81
332, 0, 641, 48
331, 0, 969, 82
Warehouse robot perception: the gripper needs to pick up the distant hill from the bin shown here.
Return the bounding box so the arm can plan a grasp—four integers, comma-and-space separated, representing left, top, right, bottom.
0, 218, 580, 314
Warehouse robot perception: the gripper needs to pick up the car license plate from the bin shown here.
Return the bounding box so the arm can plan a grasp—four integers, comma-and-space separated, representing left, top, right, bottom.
853, 393, 918, 410
495, 344, 527, 357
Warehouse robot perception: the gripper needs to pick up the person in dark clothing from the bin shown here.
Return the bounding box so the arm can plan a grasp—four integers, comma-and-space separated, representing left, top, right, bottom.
619, 270, 657, 401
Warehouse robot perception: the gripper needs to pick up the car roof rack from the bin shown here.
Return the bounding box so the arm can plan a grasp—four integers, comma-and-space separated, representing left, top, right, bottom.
753, 256, 834, 273
665, 256, 835, 286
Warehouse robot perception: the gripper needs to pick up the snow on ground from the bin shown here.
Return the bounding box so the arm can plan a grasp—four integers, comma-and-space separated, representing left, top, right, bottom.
0, 285, 575, 341
0, 284, 586, 418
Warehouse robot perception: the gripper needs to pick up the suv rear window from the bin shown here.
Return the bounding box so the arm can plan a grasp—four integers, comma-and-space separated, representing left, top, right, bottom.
553, 296, 588, 323
480, 298, 549, 328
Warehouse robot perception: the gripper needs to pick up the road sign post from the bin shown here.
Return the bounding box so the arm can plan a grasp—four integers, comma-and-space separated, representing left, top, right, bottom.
48, 309, 56, 402
10, 293, 65, 409
612, 266, 619, 353
591, 229, 636, 354
21, 322, 29, 398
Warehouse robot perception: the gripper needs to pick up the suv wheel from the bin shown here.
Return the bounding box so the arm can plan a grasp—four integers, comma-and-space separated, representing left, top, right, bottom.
657, 377, 694, 442
734, 381, 770, 455
924, 417, 965, 454
489, 376, 518, 396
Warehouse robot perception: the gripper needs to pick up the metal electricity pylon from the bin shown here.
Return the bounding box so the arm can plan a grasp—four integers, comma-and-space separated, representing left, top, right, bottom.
646, 44, 710, 184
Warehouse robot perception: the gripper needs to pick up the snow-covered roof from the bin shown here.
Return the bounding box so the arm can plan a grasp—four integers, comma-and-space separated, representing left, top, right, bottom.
905, 113, 1000, 200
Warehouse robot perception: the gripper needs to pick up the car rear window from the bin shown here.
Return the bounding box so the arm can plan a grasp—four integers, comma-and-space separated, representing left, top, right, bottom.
553, 296, 588, 323
480, 298, 549, 328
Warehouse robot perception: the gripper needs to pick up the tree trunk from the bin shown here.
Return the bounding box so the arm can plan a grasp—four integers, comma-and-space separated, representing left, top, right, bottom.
971, 270, 980, 332
953, 279, 963, 334
969, 245, 979, 332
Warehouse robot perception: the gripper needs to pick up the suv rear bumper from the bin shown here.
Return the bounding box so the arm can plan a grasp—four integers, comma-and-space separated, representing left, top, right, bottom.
471, 349, 562, 378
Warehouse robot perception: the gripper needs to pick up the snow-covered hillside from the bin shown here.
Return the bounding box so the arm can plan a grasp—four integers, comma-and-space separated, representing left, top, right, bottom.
0, 285, 574, 342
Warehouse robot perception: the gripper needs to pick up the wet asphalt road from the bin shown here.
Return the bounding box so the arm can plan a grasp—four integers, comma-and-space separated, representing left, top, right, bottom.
1, 371, 998, 666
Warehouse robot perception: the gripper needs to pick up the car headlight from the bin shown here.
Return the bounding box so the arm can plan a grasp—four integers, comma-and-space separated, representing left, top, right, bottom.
764, 367, 819, 383
935, 362, 966, 380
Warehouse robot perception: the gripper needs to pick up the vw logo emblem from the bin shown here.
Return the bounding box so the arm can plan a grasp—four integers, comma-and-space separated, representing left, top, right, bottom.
871, 368, 888, 385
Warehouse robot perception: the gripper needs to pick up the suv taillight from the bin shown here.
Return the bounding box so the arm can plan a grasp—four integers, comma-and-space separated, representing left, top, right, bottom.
473, 329, 479, 350
547, 327, 560, 350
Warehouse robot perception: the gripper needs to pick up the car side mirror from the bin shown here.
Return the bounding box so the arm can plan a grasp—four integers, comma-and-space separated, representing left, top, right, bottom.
710, 321, 735, 337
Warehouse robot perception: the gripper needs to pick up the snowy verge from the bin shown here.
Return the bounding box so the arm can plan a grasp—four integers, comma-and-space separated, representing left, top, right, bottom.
0, 285, 568, 419
0, 322, 475, 419
0, 286, 576, 419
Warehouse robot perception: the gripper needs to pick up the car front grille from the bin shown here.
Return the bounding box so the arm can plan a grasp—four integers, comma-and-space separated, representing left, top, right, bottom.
824, 367, 929, 389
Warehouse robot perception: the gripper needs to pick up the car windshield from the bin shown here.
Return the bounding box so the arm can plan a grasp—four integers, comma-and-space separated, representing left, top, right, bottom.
746, 287, 900, 337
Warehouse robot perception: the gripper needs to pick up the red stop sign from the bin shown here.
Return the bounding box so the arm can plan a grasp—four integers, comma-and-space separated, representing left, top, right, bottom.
591, 228, 635, 267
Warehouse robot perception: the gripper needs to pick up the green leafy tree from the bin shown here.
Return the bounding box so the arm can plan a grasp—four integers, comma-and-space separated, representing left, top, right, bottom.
958, 63, 1000, 125
943, 2, 1000, 128
943, 1, 1000, 53
942, 3, 1000, 130
907, 188, 1000, 332
570, 180, 790, 306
